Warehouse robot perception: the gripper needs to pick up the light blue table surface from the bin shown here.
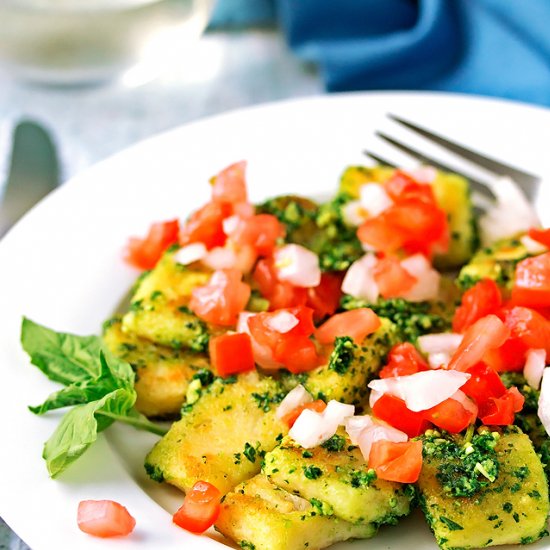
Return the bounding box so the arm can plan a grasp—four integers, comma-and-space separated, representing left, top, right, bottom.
0, 27, 321, 549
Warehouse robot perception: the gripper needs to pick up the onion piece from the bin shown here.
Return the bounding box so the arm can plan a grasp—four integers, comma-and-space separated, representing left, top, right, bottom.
359, 183, 394, 216
368, 370, 471, 412
274, 244, 321, 288
344, 415, 375, 445
173, 243, 207, 265
520, 234, 548, 255
427, 351, 451, 369
368, 389, 384, 410
222, 215, 242, 237
538, 367, 550, 436
276, 385, 313, 420
479, 176, 540, 246
404, 166, 437, 184
342, 200, 369, 227
288, 409, 334, 448
418, 333, 463, 355
400, 254, 440, 302
525, 349, 547, 390
323, 400, 355, 428
265, 311, 299, 334
202, 247, 237, 270
358, 424, 408, 462
341, 254, 379, 302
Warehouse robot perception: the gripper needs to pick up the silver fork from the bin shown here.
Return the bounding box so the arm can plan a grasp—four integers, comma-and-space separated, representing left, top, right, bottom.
364, 114, 542, 205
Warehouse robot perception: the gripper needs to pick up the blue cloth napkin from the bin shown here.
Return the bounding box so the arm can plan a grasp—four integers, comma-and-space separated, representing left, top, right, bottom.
211, 0, 550, 107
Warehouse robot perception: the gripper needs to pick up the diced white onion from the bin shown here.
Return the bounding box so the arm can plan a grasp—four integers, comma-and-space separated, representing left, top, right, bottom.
405, 166, 438, 184
368, 370, 471, 412
479, 176, 540, 246
368, 389, 384, 410
520, 234, 548, 255
358, 424, 408, 463
525, 349, 547, 390
322, 400, 355, 429
359, 183, 394, 216
342, 200, 369, 227
538, 367, 550, 435
344, 415, 376, 445
427, 351, 451, 369
449, 390, 478, 420
418, 333, 463, 355
275, 385, 313, 420
400, 254, 440, 302
173, 243, 207, 265
236, 311, 255, 335
288, 409, 334, 448
202, 246, 237, 270
341, 254, 379, 302
274, 244, 321, 288
265, 311, 299, 334
222, 215, 242, 237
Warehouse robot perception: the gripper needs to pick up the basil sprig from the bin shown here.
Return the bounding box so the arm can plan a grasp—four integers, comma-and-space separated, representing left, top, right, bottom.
21, 317, 166, 477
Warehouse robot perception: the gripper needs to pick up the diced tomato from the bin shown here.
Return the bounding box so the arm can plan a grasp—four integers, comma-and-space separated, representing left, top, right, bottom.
253, 258, 307, 310
315, 308, 381, 346
447, 314, 510, 372
368, 440, 423, 483
452, 279, 503, 333
379, 343, 429, 378
423, 397, 475, 433
528, 227, 550, 248
248, 306, 319, 373
479, 387, 525, 426
209, 333, 255, 377
232, 214, 285, 257
181, 201, 232, 249
357, 215, 407, 253
373, 257, 417, 298
211, 161, 248, 205
77, 500, 136, 538
460, 363, 506, 404
125, 219, 180, 270
281, 399, 327, 427
189, 269, 251, 326
504, 306, 550, 354
173, 481, 221, 534
384, 171, 435, 203
306, 273, 343, 322
511, 252, 550, 308
372, 394, 430, 437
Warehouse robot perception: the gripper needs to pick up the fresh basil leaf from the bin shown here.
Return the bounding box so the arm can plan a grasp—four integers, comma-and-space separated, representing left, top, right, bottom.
21, 317, 105, 385
43, 388, 131, 477
100, 406, 168, 436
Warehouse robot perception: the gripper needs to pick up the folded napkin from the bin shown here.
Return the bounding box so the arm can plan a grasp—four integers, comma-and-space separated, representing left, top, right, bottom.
211, 0, 550, 107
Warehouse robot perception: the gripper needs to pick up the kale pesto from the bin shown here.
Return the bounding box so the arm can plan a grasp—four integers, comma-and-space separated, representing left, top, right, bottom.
328, 337, 357, 375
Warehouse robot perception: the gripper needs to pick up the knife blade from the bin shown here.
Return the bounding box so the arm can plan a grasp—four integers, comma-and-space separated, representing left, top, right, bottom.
0, 120, 60, 238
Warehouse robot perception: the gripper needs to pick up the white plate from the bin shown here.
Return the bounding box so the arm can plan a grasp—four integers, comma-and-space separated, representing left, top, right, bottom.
1, 91, 550, 550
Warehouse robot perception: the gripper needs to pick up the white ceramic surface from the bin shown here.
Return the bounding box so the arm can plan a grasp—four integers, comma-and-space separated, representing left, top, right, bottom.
1, 92, 549, 550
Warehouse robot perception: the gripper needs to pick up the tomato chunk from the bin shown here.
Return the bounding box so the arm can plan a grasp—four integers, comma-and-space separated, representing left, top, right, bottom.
452, 279, 502, 333
77, 500, 136, 538
232, 214, 285, 257
479, 387, 524, 426
306, 273, 343, 322
368, 440, 423, 483
528, 227, 550, 249
125, 219, 180, 270
189, 269, 251, 326
372, 394, 429, 437
461, 362, 506, 404
315, 308, 381, 346
281, 400, 327, 428
173, 481, 221, 534
181, 201, 232, 249
447, 315, 510, 372
211, 161, 248, 205
373, 257, 417, 298
423, 397, 475, 433
379, 343, 429, 378
209, 333, 255, 377
384, 170, 435, 203
511, 252, 550, 308
357, 215, 407, 254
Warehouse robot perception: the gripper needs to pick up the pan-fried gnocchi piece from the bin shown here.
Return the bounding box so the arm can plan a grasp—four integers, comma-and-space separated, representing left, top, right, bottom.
215, 474, 377, 550
144, 371, 288, 494
263, 434, 413, 526
103, 317, 210, 417
121, 249, 212, 351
